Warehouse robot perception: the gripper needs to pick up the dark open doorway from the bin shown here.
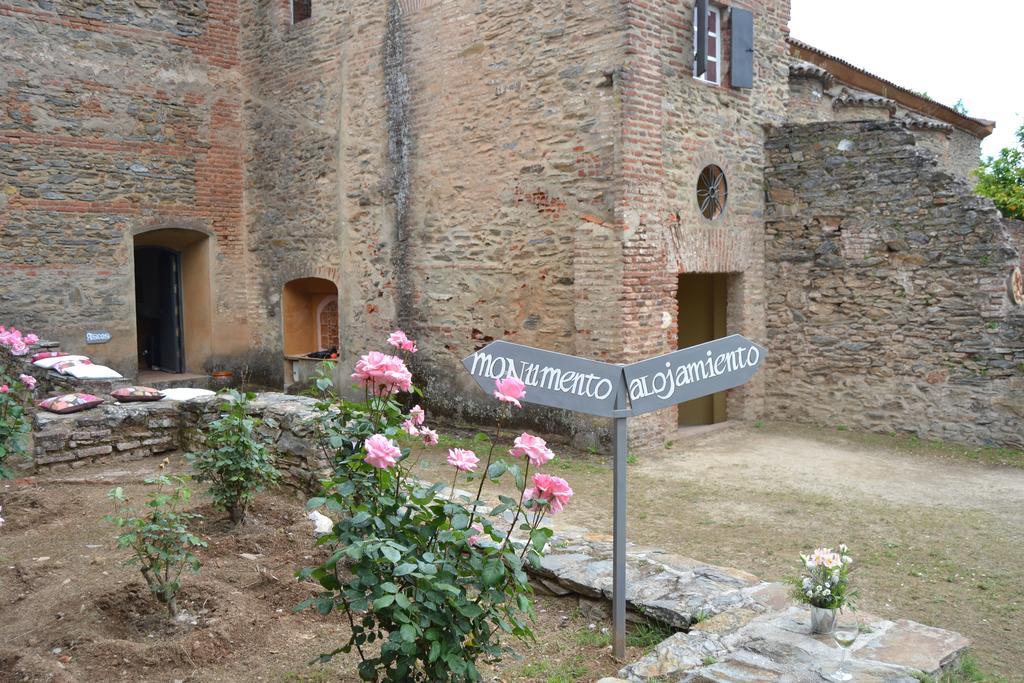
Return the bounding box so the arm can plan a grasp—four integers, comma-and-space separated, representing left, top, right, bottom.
677, 273, 728, 426
134, 246, 185, 373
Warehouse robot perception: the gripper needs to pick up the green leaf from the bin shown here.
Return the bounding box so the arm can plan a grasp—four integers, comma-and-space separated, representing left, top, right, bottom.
400, 623, 417, 642
486, 461, 507, 480
482, 560, 505, 587
457, 602, 483, 618
381, 545, 401, 563
393, 563, 417, 577
373, 594, 395, 610
451, 513, 470, 530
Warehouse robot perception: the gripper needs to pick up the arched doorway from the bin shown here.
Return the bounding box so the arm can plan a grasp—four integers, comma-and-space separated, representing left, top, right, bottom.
282, 277, 340, 356
133, 228, 213, 375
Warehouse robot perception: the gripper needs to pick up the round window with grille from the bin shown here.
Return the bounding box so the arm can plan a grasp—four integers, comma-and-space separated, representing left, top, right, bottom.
696, 165, 728, 220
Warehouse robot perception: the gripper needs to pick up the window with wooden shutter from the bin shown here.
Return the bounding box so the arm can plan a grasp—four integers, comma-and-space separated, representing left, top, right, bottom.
292, 0, 311, 23
730, 7, 754, 88
693, 3, 721, 85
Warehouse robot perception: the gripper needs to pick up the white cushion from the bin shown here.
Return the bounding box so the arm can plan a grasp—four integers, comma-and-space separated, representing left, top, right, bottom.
160, 388, 215, 401
62, 364, 123, 380
34, 354, 89, 369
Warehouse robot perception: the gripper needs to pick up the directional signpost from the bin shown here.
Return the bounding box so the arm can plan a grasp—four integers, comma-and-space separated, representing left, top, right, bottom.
463, 334, 767, 659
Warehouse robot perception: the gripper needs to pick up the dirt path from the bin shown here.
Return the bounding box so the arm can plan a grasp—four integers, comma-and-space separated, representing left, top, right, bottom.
0, 458, 644, 683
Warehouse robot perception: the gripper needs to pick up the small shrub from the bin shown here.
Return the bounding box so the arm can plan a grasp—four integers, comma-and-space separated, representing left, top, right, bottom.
188, 390, 279, 525
106, 471, 207, 618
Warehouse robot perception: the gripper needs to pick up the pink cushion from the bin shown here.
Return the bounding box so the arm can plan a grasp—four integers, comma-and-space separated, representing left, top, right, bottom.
111, 386, 163, 403
52, 358, 93, 374
31, 351, 67, 362
38, 393, 104, 414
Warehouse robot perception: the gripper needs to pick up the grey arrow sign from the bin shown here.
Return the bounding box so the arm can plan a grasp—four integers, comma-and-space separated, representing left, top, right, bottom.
462, 333, 767, 661
462, 340, 623, 418
622, 334, 767, 417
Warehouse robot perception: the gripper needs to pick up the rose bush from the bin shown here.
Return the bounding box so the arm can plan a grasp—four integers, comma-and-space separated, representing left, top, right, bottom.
106, 466, 207, 618
0, 326, 39, 479
187, 389, 279, 525
298, 332, 573, 682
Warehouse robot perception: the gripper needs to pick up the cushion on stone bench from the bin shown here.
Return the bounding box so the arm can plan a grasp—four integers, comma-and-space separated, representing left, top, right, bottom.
159, 388, 216, 401
38, 393, 104, 414
60, 363, 123, 380
31, 350, 67, 363
34, 354, 89, 369
111, 386, 163, 403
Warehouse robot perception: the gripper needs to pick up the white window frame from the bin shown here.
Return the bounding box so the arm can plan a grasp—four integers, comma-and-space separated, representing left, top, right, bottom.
693, 4, 722, 85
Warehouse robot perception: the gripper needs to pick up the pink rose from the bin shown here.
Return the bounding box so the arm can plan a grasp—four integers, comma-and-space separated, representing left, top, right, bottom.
401, 419, 420, 437
493, 377, 526, 407
18, 374, 37, 390
467, 523, 485, 547
364, 434, 401, 469
351, 351, 413, 396
24, 333, 38, 345
509, 432, 554, 467
409, 405, 426, 426
10, 341, 29, 356
446, 448, 479, 473
420, 427, 439, 446
524, 473, 574, 514
387, 330, 418, 354
0, 385, 8, 394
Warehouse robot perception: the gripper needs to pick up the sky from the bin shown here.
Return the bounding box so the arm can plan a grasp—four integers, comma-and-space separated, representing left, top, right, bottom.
789, 0, 1023, 159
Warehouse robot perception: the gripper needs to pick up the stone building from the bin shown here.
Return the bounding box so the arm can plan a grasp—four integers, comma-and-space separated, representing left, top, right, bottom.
1, 0, 1021, 448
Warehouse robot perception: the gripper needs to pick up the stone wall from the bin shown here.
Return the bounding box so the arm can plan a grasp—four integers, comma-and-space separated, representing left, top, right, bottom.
238, 0, 627, 445
785, 65, 983, 186
765, 121, 1024, 448
0, 0, 249, 376
23, 391, 329, 490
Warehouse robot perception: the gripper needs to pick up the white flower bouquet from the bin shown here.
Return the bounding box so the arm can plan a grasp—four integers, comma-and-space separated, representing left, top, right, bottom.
791, 544, 856, 610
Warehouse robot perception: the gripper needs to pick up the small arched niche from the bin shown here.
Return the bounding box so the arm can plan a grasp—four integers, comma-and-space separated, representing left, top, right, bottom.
282, 277, 339, 356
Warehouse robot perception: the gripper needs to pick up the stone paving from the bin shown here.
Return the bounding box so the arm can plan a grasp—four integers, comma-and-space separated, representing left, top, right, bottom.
539, 527, 970, 681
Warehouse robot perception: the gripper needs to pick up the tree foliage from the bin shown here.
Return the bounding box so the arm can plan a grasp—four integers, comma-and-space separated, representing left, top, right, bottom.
975, 123, 1024, 220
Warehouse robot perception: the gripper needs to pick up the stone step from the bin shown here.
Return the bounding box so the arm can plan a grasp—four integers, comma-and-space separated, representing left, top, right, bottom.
135, 370, 213, 391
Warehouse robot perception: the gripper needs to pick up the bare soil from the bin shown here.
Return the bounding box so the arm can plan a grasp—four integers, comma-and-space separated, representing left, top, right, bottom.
415, 422, 1024, 681
0, 458, 647, 683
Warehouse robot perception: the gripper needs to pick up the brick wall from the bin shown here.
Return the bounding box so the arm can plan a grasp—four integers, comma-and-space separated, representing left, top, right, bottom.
0, 1, 247, 376
765, 121, 1024, 448
615, 0, 791, 446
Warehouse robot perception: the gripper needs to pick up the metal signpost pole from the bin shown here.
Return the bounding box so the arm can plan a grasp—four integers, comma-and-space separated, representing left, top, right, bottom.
612, 377, 629, 660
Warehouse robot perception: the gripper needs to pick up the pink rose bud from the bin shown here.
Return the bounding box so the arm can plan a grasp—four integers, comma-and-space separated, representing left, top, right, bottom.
509, 432, 555, 467
420, 427, 439, 446
363, 434, 401, 469
386, 330, 418, 354
493, 377, 526, 408
446, 448, 479, 473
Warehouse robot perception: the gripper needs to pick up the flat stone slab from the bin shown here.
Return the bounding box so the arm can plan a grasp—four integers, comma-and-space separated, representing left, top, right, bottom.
531, 526, 766, 629
620, 606, 969, 682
